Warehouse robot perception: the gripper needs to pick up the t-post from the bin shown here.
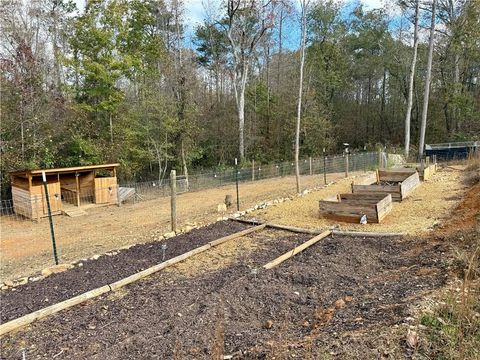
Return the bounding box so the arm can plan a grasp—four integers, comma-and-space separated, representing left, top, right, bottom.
235, 158, 240, 211
42, 171, 59, 265
170, 170, 177, 232
323, 148, 327, 185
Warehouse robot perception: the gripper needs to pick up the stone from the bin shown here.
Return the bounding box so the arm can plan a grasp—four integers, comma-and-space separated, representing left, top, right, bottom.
41, 263, 74, 277
4, 280, 14, 287
217, 203, 227, 213
183, 225, 194, 232
264, 320, 273, 329
91, 254, 101, 260
406, 330, 418, 348
14, 277, 28, 286
164, 231, 176, 239
335, 299, 346, 309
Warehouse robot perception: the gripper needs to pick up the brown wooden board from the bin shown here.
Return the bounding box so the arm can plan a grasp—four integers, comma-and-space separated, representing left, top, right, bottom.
376, 194, 393, 222
399, 172, 420, 199
353, 172, 378, 185
319, 193, 392, 224
377, 169, 416, 182
94, 177, 118, 204
352, 169, 420, 202
418, 164, 436, 181
351, 184, 402, 201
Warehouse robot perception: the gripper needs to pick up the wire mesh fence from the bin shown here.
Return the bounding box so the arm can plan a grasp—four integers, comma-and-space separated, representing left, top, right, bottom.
0, 151, 381, 283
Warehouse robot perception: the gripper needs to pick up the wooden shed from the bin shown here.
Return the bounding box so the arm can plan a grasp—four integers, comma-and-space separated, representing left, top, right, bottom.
10, 164, 119, 219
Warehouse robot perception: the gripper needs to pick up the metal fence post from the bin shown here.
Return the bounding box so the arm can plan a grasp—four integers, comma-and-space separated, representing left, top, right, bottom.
170, 170, 177, 232
235, 158, 240, 211
42, 171, 59, 265
345, 152, 349, 178
252, 159, 255, 181
309, 157, 312, 176
323, 148, 327, 185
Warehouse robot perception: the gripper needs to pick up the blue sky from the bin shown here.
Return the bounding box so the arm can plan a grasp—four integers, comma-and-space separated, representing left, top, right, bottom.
183, 0, 400, 47
73, 0, 399, 47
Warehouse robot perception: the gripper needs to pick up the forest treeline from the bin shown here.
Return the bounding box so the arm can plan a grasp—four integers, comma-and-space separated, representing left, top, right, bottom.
1, 0, 479, 193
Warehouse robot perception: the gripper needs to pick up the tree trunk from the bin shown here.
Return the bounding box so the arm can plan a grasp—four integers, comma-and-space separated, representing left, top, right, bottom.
418, 0, 436, 160
295, 1, 307, 194
276, 8, 284, 90
109, 113, 114, 145
235, 63, 248, 160
404, 0, 419, 159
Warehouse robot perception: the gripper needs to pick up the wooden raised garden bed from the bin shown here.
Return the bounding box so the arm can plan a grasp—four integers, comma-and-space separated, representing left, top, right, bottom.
418, 157, 437, 181
351, 169, 420, 202
319, 193, 393, 224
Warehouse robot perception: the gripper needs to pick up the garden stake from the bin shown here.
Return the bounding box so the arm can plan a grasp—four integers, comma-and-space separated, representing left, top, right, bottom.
161, 244, 167, 261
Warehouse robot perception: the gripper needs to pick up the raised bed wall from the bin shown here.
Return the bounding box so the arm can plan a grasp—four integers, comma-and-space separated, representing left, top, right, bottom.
351, 170, 420, 202
319, 193, 393, 223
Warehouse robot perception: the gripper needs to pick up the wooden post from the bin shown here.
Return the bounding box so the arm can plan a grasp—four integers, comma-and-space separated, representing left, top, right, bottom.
75, 173, 80, 207
378, 150, 382, 169
170, 170, 176, 232
309, 157, 312, 175
426, 156, 430, 167
252, 159, 255, 181
345, 153, 349, 178
35, 194, 40, 222
376, 169, 380, 184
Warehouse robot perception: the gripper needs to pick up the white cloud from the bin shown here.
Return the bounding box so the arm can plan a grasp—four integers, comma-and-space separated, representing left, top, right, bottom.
360, 0, 384, 9
184, 0, 205, 27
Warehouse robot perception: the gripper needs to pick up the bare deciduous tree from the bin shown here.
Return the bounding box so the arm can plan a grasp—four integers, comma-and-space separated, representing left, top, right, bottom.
295, 0, 308, 193
418, 0, 437, 159
225, 0, 276, 159
404, 0, 420, 159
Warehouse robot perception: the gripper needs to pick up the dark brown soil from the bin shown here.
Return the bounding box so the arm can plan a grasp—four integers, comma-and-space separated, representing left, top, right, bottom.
0, 229, 448, 359
0, 221, 251, 323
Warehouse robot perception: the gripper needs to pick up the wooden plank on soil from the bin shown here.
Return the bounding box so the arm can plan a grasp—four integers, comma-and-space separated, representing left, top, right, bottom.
0, 285, 111, 337
263, 230, 332, 269
0, 224, 266, 336
266, 223, 319, 234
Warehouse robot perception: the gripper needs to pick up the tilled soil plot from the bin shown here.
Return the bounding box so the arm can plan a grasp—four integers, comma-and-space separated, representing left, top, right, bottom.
0, 232, 447, 359
0, 220, 250, 323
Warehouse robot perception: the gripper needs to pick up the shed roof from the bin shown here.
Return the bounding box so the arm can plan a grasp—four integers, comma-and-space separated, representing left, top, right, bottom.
10, 163, 120, 177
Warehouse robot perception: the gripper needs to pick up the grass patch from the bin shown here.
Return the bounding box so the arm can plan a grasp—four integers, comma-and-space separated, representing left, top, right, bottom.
419, 234, 480, 359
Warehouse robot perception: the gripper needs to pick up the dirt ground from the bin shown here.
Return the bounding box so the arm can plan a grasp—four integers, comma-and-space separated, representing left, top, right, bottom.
0, 221, 251, 322
0, 172, 347, 283
0, 226, 448, 359
1, 169, 478, 359
254, 166, 468, 235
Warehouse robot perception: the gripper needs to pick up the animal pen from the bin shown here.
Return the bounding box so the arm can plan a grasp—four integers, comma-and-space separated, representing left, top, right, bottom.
9, 164, 119, 219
